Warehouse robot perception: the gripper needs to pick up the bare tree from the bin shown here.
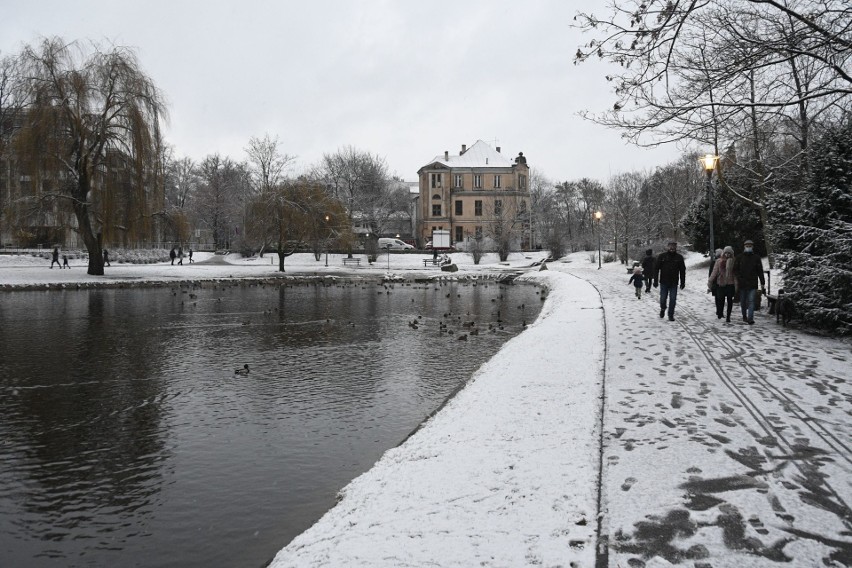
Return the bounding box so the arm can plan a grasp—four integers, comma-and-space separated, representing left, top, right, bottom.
606, 171, 645, 263
245, 133, 295, 194
647, 156, 703, 242
483, 194, 528, 261
195, 154, 247, 250
11, 37, 167, 274
0, 52, 21, 243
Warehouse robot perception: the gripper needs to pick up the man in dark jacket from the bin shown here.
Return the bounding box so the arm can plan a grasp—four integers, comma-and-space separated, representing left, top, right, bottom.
733, 239, 765, 325
640, 249, 655, 293
653, 240, 686, 321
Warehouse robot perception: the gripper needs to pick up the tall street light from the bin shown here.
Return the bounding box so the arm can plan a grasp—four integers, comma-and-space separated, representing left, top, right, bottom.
324, 215, 330, 267
700, 154, 719, 256
594, 210, 603, 269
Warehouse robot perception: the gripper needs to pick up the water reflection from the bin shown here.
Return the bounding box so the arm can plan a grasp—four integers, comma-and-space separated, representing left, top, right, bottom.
0, 280, 541, 567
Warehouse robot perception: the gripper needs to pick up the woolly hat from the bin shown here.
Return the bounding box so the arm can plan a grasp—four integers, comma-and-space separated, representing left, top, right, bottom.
714, 248, 723, 257
723, 246, 734, 256
744, 239, 754, 245
645, 249, 653, 255
633, 266, 643, 274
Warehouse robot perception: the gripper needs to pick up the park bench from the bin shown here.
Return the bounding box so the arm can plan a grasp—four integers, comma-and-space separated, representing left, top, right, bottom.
423, 258, 441, 267
342, 258, 361, 267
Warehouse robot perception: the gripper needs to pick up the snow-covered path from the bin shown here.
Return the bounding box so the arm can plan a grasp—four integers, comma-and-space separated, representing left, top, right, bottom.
573, 261, 851, 567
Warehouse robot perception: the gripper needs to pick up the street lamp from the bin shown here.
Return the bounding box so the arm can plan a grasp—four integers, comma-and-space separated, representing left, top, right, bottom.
700, 154, 719, 256
594, 210, 603, 269
324, 215, 331, 267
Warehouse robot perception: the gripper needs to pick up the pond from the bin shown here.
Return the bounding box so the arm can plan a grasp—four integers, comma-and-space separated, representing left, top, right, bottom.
0, 279, 542, 568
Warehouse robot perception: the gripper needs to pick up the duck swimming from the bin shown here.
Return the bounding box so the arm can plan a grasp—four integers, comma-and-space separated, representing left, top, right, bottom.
234, 364, 250, 376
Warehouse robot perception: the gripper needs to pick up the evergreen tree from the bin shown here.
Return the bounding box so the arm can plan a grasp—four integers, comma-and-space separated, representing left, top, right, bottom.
770, 121, 852, 335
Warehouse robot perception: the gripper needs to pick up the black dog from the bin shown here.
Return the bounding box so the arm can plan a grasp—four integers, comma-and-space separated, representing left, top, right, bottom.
776, 289, 796, 326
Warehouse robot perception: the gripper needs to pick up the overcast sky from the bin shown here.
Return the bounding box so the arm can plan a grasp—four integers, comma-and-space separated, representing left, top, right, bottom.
1, 0, 686, 182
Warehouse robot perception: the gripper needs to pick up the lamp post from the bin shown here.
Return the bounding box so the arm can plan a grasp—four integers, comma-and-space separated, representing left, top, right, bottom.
324, 215, 330, 267
594, 210, 603, 269
699, 154, 719, 256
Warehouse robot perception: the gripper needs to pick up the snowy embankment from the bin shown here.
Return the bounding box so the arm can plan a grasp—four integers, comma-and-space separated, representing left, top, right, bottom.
268, 270, 605, 567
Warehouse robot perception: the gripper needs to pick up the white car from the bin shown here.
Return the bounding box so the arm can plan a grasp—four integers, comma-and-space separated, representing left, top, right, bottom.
378, 238, 414, 250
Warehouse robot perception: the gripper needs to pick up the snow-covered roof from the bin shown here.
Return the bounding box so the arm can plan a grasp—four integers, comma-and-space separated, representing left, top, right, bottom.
420, 140, 514, 171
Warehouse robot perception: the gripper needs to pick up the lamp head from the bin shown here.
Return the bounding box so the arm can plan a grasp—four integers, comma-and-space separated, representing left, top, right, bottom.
700, 154, 719, 172
594, 211, 603, 221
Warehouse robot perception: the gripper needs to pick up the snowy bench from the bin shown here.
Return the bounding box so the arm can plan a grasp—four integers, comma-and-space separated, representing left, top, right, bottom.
423, 259, 440, 267
342, 258, 361, 267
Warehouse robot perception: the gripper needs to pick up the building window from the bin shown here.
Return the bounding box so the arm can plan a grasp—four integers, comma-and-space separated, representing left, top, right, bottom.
493, 175, 502, 188
475, 226, 482, 238
495, 199, 503, 216
455, 200, 463, 215
454, 174, 463, 188
455, 226, 463, 242
432, 204, 442, 217
474, 200, 483, 216
473, 174, 482, 189
431, 173, 442, 188
519, 174, 526, 189
432, 193, 441, 200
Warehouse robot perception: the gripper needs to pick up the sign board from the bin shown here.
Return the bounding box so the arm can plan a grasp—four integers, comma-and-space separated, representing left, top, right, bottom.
431, 229, 451, 250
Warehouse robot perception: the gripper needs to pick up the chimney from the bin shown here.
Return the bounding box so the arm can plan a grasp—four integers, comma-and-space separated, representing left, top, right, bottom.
496, 146, 501, 153
461, 144, 467, 154
444, 151, 449, 161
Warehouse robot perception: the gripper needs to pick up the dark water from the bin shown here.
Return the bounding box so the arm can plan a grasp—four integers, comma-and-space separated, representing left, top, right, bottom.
0, 279, 542, 568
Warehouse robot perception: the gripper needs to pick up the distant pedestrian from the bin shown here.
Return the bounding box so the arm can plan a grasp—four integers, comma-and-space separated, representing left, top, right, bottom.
733, 239, 765, 325
628, 264, 645, 299
653, 240, 686, 321
103, 249, 111, 267
169, 247, 176, 265
62, 255, 70, 269
178, 246, 184, 265
188, 248, 194, 263
50, 246, 60, 269
640, 249, 655, 293
708, 246, 735, 322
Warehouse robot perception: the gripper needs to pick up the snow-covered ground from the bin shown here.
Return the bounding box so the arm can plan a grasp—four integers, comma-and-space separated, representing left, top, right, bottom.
1, 250, 848, 567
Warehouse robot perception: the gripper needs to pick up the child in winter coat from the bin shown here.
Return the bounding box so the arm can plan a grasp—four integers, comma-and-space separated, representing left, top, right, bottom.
628, 264, 645, 299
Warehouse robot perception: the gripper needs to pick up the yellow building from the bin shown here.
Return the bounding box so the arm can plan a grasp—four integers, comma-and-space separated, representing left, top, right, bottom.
417, 140, 530, 249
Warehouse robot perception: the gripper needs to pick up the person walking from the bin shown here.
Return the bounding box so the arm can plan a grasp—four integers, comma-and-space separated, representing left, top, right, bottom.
178, 246, 184, 265
188, 247, 194, 263
62, 255, 70, 269
652, 240, 686, 321
708, 246, 736, 322
50, 246, 61, 269
169, 247, 176, 265
103, 249, 111, 267
709, 248, 723, 277
628, 264, 645, 299
733, 239, 765, 325
640, 249, 655, 293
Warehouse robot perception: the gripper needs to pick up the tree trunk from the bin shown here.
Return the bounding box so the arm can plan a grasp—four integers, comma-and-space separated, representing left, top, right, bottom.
72, 176, 104, 276
748, 71, 775, 269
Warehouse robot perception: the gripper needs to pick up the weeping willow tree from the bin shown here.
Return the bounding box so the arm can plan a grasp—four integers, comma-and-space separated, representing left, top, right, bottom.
12, 37, 167, 275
